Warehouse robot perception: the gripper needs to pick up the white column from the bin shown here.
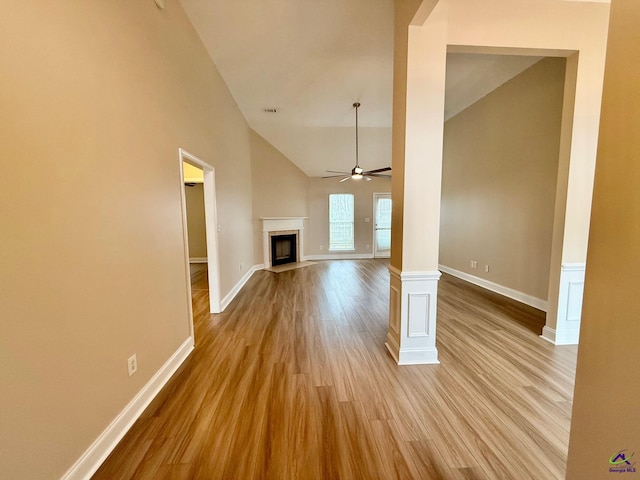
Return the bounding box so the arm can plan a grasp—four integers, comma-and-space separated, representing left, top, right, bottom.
386, 266, 441, 364
386, 3, 448, 365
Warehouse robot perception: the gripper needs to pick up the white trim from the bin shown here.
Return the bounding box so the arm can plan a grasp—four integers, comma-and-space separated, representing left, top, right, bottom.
179, 148, 222, 315
560, 262, 586, 271
385, 269, 441, 365
220, 264, 262, 311
541, 326, 557, 344
189, 257, 208, 264
542, 263, 585, 345
373, 192, 392, 258
540, 325, 581, 345
305, 253, 374, 260
389, 266, 443, 282
386, 344, 440, 365
61, 337, 194, 480
178, 158, 196, 341
438, 264, 548, 312
385, 334, 401, 362
402, 270, 443, 281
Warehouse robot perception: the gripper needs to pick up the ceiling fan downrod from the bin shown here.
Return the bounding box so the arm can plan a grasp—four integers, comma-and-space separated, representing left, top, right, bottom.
352, 102, 363, 178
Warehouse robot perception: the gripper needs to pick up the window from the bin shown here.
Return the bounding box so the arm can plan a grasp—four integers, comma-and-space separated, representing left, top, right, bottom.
329, 193, 354, 251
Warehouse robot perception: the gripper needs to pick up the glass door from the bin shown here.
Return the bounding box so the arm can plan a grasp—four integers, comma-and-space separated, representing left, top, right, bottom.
373, 193, 392, 258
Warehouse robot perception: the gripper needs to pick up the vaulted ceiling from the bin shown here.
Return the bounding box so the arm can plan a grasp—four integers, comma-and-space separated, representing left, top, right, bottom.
179, 0, 543, 177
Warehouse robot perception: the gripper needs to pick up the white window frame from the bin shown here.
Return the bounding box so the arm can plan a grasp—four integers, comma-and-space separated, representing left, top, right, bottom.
328, 193, 355, 251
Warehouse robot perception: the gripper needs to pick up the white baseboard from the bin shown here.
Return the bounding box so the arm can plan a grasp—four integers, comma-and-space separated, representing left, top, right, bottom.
61, 337, 194, 480
189, 257, 208, 264
540, 325, 580, 345
220, 264, 263, 311
305, 253, 374, 261
438, 265, 547, 312
540, 326, 557, 344
386, 337, 440, 365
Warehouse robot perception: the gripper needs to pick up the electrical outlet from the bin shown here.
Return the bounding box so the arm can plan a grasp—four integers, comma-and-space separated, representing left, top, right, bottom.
484, 264, 490, 272
365, 217, 370, 223
320, 245, 324, 251
127, 354, 137, 377
365, 244, 370, 250
470, 260, 478, 269
240, 261, 244, 271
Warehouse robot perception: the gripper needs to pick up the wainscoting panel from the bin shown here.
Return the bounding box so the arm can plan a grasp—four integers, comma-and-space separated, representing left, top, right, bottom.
542, 263, 585, 345
407, 293, 430, 338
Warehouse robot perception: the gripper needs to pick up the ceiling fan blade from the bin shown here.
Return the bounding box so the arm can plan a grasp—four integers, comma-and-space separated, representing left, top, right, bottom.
367, 173, 392, 178
364, 176, 372, 182
363, 167, 392, 175
325, 170, 350, 174
339, 176, 351, 183
322, 174, 348, 178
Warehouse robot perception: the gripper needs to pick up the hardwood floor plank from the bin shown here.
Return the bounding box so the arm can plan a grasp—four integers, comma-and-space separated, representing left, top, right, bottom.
404, 439, 452, 480
315, 385, 346, 480
369, 418, 418, 480
93, 261, 577, 480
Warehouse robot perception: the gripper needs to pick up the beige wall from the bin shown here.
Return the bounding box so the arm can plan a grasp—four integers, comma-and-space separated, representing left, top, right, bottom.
567, 0, 640, 477
250, 129, 309, 263
0, 1, 255, 478
307, 177, 391, 256
185, 183, 208, 259
440, 57, 565, 301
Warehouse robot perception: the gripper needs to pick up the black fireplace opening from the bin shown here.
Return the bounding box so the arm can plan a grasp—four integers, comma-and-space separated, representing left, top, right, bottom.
271, 234, 297, 266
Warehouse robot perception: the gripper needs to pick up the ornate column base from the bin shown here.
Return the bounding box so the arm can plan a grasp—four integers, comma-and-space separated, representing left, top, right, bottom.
386, 266, 441, 365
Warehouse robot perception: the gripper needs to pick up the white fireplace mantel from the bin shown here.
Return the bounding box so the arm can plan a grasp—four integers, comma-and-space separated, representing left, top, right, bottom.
260, 217, 307, 267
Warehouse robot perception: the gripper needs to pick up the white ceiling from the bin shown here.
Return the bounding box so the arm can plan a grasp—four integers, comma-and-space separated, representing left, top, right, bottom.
179, 0, 543, 177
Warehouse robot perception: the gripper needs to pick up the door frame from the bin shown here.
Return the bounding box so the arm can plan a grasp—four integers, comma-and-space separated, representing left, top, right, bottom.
178, 148, 222, 342
373, 192, 392, 258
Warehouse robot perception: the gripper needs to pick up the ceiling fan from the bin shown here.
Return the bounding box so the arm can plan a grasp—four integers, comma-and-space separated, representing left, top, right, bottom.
322, 102, 392, 182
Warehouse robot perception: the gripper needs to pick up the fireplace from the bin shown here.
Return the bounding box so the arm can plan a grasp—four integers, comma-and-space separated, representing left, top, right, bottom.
260, 217, 307, 268
271, 234, 297, 266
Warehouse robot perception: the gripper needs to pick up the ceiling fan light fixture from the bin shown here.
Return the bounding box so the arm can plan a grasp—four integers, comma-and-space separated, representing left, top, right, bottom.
351, 173, 363, 180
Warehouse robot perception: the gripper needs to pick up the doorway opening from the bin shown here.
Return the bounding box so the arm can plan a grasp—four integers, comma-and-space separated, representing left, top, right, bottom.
178, 148, 222, 341
373, 193, 391, 258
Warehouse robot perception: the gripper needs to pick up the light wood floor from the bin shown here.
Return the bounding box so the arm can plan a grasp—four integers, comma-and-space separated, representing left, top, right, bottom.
93, 260, 577, 480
